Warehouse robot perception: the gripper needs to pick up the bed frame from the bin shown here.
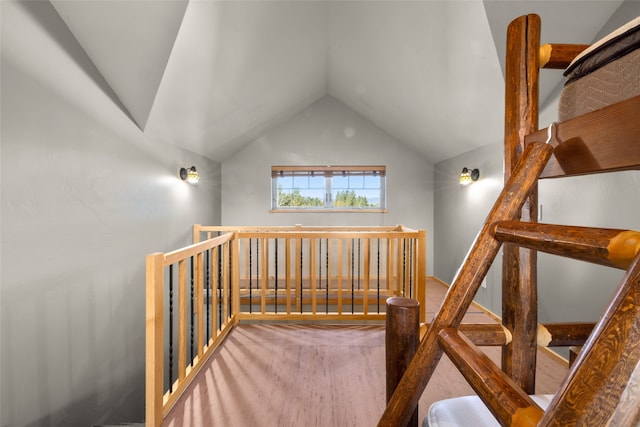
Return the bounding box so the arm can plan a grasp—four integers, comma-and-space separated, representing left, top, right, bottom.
378, 14, 640, 426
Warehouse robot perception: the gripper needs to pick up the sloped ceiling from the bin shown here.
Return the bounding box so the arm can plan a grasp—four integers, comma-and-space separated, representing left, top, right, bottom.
50, 0, 189, 130
49, 0, 628, 163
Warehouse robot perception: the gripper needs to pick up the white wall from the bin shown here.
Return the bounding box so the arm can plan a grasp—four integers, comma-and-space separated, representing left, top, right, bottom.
1, 2, 221, 426
433, 142, 505, 312
222, 96, 435, 275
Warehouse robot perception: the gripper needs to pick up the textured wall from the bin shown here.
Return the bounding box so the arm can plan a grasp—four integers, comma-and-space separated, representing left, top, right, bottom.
433, 143, 504, 312
1, 2, 221, 426
221, 96, 435, 275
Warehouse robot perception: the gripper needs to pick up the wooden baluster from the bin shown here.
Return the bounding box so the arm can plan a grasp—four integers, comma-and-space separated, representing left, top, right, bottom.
212, 247, 219, 333
205, 250, 210, 343
311, 238, 317, 315
196, 251, 204, 359
417, 230, 427, 323
285, 237, 291, 314
364, 238, 370, 315
337, 239, 343, 315
275, 238, 279, 313
326, 238, 330, 314
178, 260, 187, 383
190, 259, 195, 361
261, 238, 267, 315
169, 264, 174, 388
249, 238, 253, 313
377, 239, 381, 313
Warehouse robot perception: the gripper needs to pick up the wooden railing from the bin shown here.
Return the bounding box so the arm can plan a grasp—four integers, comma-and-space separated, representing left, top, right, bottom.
146, 233, 237, 427
146, 224, 426, 427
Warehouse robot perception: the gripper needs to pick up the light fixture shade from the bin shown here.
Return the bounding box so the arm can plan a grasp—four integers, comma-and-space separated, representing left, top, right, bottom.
460, 167, 479, 185
180, 166, 200, 183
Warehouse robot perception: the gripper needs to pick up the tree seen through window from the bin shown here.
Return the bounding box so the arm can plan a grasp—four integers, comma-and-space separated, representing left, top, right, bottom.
272, 166, 385, 210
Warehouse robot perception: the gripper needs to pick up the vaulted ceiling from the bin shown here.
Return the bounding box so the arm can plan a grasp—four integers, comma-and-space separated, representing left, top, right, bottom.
49, 0, 626, 163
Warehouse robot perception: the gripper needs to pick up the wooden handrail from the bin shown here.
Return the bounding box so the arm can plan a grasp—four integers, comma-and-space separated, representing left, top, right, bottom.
194, 224, 406, 238
164, 232, 235, 265
236, 230, 421, 239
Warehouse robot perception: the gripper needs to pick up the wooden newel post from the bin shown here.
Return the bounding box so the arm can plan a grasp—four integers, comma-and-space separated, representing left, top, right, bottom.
386, 297, 420, 427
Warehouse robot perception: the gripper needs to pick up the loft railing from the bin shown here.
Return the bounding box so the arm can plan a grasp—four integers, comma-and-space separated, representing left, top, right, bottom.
146, 232, 237, 427
146, 225, 426, 427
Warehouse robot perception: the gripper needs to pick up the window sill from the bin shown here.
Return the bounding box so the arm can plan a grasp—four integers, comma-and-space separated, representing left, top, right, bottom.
269, 209, 388, 214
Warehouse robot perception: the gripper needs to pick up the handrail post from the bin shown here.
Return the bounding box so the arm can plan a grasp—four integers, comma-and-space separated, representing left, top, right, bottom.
193, 224, 201, 244
146, 253, 164, 427
417, 230, 427, 323
386, 297, 420, 427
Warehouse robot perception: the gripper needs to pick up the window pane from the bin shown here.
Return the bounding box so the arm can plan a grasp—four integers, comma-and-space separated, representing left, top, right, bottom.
277, 187, 324, 207
349, 175, 364, 188
279, 176, 293, 188
308, 175, 324, 189
333, 175, 348, 189
272, 166, 385, 210
364, 175, 380, 189
332, 188, 380, 207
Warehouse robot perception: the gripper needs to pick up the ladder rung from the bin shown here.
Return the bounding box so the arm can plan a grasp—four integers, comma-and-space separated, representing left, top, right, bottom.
537, 323, 595, 347
438, 328, 544, 426
421, 323, 509, 346
494, 221, 640, 270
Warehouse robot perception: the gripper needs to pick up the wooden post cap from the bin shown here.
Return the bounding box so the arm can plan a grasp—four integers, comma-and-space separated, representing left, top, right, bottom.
386, 296, 419, 308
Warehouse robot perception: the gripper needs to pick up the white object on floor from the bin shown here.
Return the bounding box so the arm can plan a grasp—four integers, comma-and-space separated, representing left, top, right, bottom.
425, 394, 554, 427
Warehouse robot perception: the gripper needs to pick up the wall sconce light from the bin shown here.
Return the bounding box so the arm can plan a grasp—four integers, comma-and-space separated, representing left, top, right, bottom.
460, 167, 479, 185
180, 166, 200, 183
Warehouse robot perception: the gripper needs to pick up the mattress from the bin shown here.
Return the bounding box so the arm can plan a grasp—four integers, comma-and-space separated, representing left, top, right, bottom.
559, 16, 640, 121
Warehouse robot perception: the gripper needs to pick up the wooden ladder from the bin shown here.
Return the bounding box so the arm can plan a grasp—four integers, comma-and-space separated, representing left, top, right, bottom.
378, 14, 640, 427
378, 135, 640, 427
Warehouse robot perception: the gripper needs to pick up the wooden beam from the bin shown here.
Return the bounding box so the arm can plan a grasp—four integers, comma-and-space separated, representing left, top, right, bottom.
502, 13, 541, 394
421, 323, 509, 346
438, 328, 544, 427
540, 255, 640, 425
386, 298, 420, 427
494, 221, 640, 270
539, 43, 589, 69
537, 323, 595, 347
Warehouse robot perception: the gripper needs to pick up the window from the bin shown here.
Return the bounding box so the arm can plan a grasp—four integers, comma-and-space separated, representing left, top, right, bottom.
271, 166, 386, 211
